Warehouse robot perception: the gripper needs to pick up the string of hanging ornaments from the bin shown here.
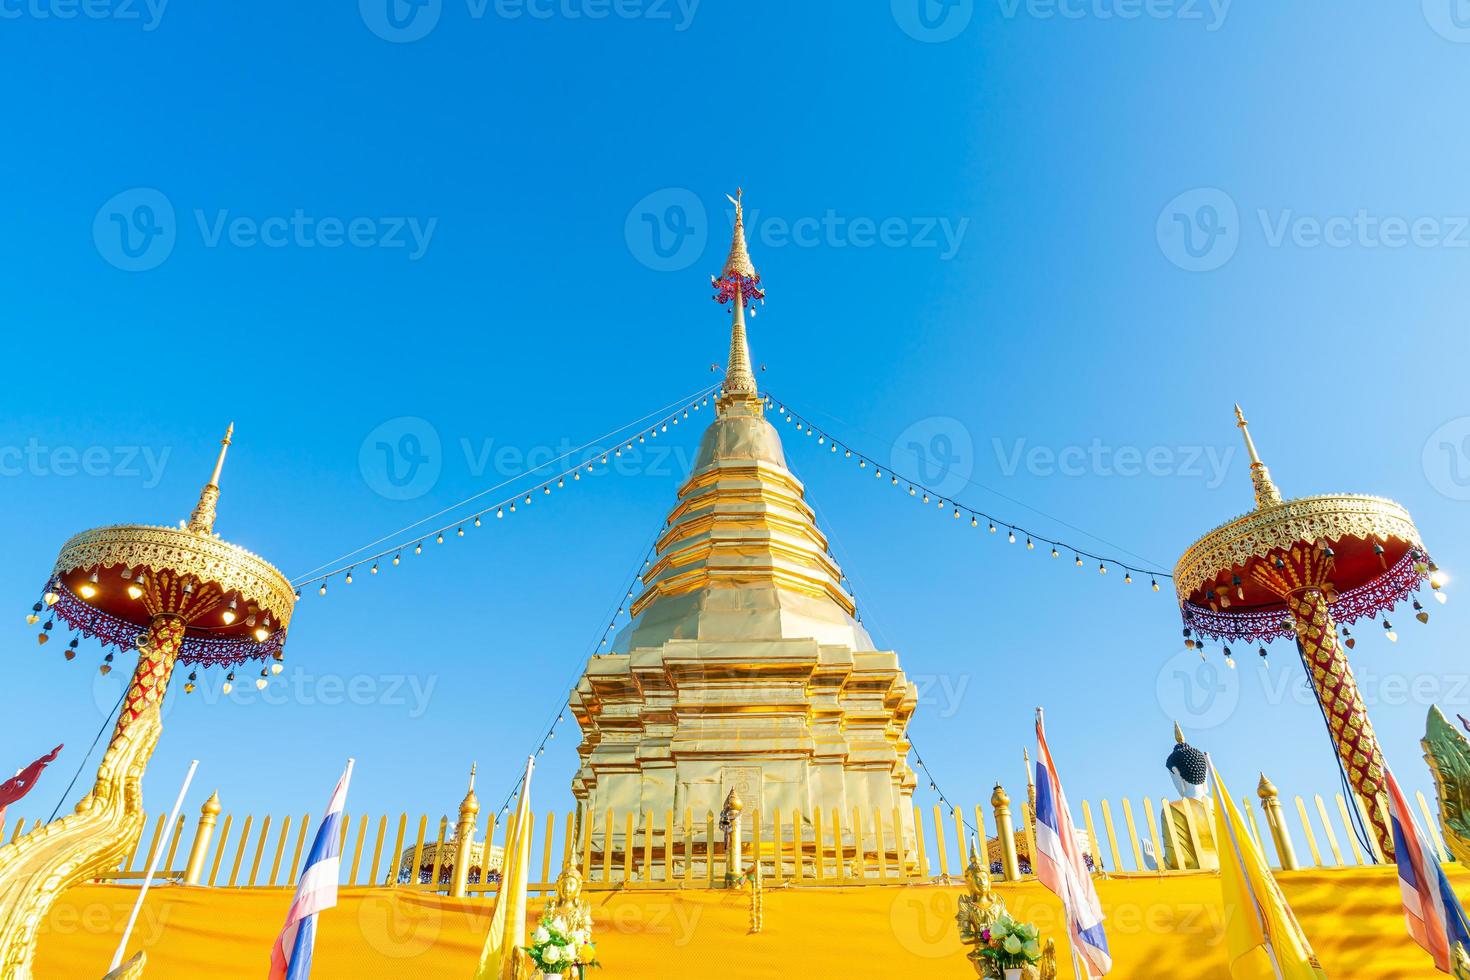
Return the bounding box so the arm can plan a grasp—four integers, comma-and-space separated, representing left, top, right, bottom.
490, 524, 665, 819
763, 394, 1173, 589
23, 385, 718, 694
292, 387, 716, 597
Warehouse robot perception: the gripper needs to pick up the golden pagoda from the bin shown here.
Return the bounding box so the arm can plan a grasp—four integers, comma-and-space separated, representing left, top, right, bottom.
569, 192, 918, 859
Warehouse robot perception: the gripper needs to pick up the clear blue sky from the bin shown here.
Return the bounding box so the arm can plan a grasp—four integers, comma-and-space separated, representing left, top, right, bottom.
2, 2, 1469, 851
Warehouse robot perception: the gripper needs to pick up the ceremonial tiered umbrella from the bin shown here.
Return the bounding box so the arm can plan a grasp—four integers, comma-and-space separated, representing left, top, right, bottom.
37, 423, 294, 699
0, 425, 296, 978
1173, 407, 1443, 856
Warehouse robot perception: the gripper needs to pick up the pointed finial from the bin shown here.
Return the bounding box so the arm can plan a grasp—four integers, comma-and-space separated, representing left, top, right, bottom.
202, 790, 222, 816
1232, 405, 1282, 509
459, 763, 480, 818
712, 189, 765, 411
1257, 772, 1279, 800
1174, 721, 1186, 744
186, 422, 235, 535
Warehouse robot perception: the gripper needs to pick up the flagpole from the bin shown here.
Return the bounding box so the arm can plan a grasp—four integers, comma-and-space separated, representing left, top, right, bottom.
109, 758, 197, 972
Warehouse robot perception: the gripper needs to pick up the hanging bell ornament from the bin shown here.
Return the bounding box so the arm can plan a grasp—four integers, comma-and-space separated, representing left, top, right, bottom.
1342, 626, 1355, 650
25, 614, 38, 626
1414, 599, 1429, 624
1383, 620, 1398, 643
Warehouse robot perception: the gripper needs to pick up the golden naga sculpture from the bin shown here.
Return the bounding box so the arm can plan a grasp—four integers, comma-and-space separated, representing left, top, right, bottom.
1174, 406, 1441, 857
0, 425, 295, 979
1423, 705, 1470, 866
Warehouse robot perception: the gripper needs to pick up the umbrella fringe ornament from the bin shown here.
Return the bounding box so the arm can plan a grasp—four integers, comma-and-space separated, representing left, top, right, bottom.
1173, 406, 1443, 858
0, 425, 295, 979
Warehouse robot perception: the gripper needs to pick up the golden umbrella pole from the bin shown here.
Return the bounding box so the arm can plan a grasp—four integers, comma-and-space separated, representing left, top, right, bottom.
1174, 407, 1444, 859
0, 425, 296, 979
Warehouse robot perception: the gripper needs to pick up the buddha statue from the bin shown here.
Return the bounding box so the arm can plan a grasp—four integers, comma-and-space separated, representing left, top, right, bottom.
1158, 723, 1219, 871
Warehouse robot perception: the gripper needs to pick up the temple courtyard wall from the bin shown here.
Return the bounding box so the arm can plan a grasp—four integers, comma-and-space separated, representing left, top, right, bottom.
37, 867, 1469, 977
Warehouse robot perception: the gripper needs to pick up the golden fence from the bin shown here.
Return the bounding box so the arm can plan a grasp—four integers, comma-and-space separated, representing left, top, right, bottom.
0, 780, 1452, 894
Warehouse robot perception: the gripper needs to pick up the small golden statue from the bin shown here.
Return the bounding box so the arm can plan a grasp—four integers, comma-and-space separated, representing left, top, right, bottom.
1040, 939, 1058, 980
1454, 942, 1470, 980
545, 863, 594, 937
956, 841, 1010, 978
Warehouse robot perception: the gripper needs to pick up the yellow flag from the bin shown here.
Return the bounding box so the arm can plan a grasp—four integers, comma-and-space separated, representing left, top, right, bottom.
1212, 762, 1328, 980
475, 757, 535, 980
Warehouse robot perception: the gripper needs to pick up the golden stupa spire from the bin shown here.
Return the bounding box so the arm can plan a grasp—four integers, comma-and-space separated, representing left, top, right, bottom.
1233, 404, 1282, 509
713, 189, 763, 409
459, 762, 479, 817
186, 422, 234, 535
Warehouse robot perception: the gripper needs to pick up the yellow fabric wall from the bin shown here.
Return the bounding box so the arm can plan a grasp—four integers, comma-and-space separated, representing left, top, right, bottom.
36, 867, 1468, 978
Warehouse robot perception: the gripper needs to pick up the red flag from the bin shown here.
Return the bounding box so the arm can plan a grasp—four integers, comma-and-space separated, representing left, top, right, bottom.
0, 745, 63, 816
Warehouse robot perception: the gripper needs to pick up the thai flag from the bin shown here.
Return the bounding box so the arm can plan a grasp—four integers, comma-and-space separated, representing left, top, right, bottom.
1386, 766, 1470, 973
269, 760, 354, 980
1034, 710, 1111, 977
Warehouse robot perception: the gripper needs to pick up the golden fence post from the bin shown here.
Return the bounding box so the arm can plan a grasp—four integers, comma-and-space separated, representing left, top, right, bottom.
752, 808, 764, 883
1142, 798, 1165, 873
905, 811, 929, 875
183, 791, 222, 886
427, 816, 448, 890
247, 815, 273, 887
1294, 797, 1323, 868
705, 811, 716, 888
640, 811, 652, 882
1313, 796, 1344, 867
207, 814, 233, 887
268, 815, 295, 886
930, 806, 946, 879
792, 809, 803, 881
141, 814, 167, 877
874, 807, 888, 879
1121, 798, 1145, 871
1098, 800, 1122, 872
227, 815, 253, 887
408, 815, 428, 887
991, 784, 1020, 882
850, 807, 864, 879
832, 808, 844, 880
773, 808, 784, 883
1417, 791, 1450, 862
288, 813, 312, 884
543, 812, 558, 892
164, 819, 187, 876
1257, 774, 1299, 871
813, 809, 826, 881
601, 807, 613, 883
349, 814, 369, 886
1332, 795, 1365, 867
580, 810, 594, 879
624, 811, 636, 882
663, 808, 674, 883
683, 809, 694, 884
951, 807, 966, 877
1081, 801, 1104, 874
